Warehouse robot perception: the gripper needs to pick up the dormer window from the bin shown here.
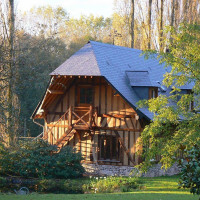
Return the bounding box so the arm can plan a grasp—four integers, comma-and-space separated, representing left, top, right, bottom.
149, 87, 158, 99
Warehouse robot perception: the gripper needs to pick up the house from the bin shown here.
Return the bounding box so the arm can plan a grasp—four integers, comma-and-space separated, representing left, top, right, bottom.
31, 41, 192, 176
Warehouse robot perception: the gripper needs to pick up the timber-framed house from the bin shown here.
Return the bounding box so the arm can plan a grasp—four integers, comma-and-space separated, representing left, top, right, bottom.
32, 41, 192, 175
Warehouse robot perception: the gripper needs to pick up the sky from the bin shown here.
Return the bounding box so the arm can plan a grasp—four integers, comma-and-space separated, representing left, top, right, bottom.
16, 0, 115, 18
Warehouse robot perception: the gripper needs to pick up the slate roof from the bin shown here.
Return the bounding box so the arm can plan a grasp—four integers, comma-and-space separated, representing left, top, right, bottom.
50, 43, 101, 76
47, 41, 193, 120
126, 71, 159, 87
50, 41, 166, 120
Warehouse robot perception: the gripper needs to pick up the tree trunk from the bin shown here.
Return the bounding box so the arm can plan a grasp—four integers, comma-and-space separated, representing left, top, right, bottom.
182, 0, 188, 22
130, 0, 134, 48
7, 0, 15, 145
148, 0, 152, 49
170, 0, 175, 27
174, 0, 180, 28
159, 0, 164, 52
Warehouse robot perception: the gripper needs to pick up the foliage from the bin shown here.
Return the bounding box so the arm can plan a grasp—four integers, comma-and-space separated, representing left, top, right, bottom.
179, 145, 200, 198
0, 175, 141, 194
0, 140, 84, 179
15, 33, 68, 137
0, 175, 195, 199
84, 176, 140, 193
137, 23, 200, 171
38, 179, 84, 194
0, 177, 7, 192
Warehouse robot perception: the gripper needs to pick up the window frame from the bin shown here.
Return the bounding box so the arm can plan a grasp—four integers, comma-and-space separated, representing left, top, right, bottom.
149, 87, 158, 99
77, 86, 94, 106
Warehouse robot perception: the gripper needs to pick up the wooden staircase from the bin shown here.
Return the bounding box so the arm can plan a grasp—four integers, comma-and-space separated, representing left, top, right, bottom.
45, 106, 94, 150
55, 127, 76, 150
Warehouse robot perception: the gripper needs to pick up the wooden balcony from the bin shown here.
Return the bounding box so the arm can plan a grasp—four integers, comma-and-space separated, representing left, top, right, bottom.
45, 106, 97, 145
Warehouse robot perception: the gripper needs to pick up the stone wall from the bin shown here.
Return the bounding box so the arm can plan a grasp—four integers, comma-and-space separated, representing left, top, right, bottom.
142, 163, 181, 177
82, 163, 180, 177
82, 163, 136, 176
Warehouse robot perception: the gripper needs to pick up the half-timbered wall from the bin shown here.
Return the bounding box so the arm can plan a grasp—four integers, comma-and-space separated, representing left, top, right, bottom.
45, 76, 142, 166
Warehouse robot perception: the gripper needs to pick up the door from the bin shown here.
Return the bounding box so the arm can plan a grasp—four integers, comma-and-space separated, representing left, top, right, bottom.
75, 86, 94, 125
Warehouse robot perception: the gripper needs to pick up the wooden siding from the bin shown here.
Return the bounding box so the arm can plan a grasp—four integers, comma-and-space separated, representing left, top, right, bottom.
45, 76, 142, 166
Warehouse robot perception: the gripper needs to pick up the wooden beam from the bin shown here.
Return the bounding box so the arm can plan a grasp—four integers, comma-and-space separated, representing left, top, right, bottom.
102, 113, 136, 119
43, 77, 69, 109
105, 85, 107, 114
128, 131, 130, 165
114, 130, 135, 165
99, 78, 101, 115
95, 127, 141, 132
47, 124, 69, 128
104, 117, 111, 127
47, 89, 64, 94
50, 78, 77, 122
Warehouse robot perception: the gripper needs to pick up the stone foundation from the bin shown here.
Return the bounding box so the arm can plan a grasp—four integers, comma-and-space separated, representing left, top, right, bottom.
82, 163, 136, 176
142, 163, 181, 177
82, 163, 180, 177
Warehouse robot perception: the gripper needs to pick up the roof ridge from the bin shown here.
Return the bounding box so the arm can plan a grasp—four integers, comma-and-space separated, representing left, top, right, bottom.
89, 41, 102, 75
89, 40, 142, 53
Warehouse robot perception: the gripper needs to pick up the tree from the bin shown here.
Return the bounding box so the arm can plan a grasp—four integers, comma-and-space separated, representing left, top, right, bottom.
179, 145, 200, 198
0, 0, 19, 145
16, 33, 68, 137
138, 24, 200, 170
147, 0, 152, 49
130, 0, 135, 48
159, 0, 164, 51
7, 0, 15, 145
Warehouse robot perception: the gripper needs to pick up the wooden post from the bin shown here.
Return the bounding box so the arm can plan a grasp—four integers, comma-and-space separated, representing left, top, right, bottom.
89, 105, 92, 128
69, 106, 72, 127
114, 130, 135, 165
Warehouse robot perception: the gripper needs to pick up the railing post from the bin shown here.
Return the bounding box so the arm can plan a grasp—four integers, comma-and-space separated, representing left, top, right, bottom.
68, 106, 72, 127
89, 105, 92, 128
94, 107, 98, 126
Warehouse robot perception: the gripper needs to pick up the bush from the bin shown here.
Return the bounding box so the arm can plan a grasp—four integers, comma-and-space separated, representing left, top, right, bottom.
0, 176, 141, 194
0, 140, 85, 179
0, 177, 7, 192
179, 145, 200, 197
85, 176, 140, 193
38, 179, 84, 194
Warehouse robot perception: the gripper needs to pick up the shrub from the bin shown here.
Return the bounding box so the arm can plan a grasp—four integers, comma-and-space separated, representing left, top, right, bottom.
179, 145, 200, 198
85, 176, 140, 193
0, 176, 141, 194
0, 140, 84, 179
0, 177, 7, 192
38, 179, 84, 194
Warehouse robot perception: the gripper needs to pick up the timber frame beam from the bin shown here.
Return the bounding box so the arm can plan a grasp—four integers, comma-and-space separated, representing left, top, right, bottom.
47, 89, 64, 94
114, 130, 136, 165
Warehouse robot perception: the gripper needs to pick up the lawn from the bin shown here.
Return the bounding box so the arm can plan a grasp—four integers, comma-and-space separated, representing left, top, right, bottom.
0, 175, 198, 200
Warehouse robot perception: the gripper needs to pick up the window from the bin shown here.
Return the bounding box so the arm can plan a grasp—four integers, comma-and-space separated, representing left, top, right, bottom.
149, 87, 158, 99
98, 135, 121, 161
187, 90, 194, 111
78, 87, 93, 105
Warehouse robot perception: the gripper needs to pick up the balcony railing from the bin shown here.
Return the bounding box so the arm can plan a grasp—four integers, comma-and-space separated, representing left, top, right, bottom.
45, 106, 95, 144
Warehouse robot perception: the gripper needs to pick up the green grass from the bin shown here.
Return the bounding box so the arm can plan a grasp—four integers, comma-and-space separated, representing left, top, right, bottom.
0, 175, 198, 200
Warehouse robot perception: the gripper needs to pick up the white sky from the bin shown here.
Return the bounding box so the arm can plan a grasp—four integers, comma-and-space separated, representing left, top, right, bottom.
15, 0, 115, 18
